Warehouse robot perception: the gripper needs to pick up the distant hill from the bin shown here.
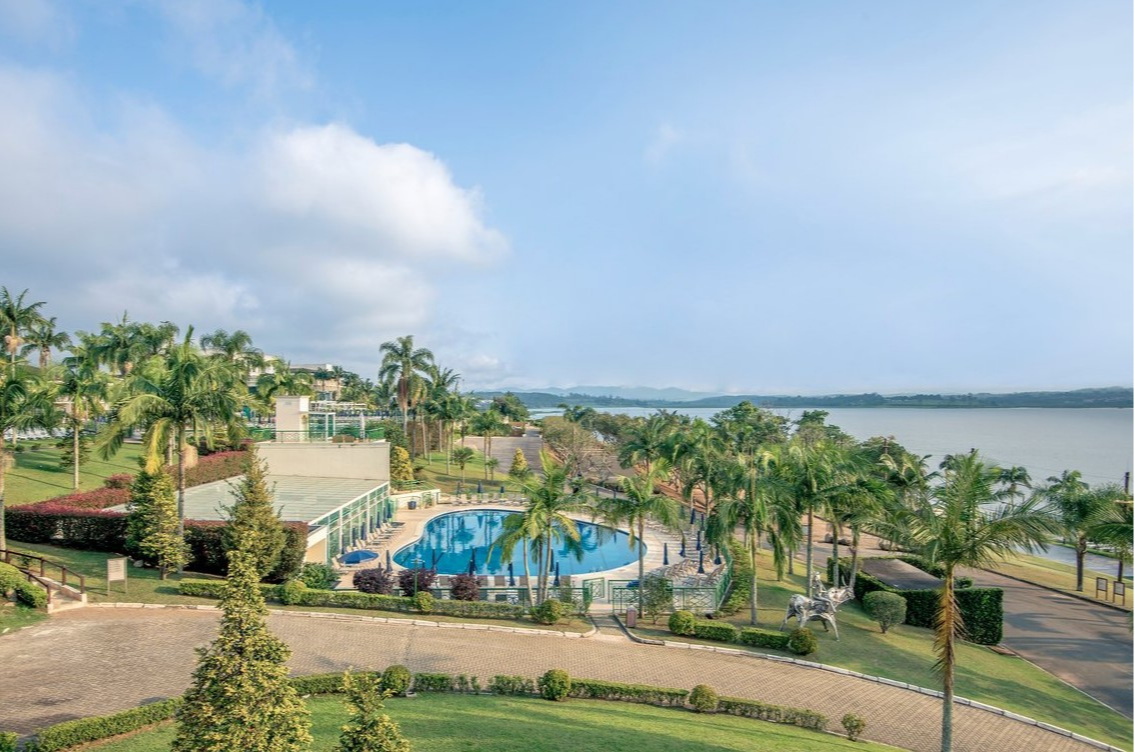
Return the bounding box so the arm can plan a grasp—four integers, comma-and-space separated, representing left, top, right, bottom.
529, 385, 715, 402
472, 387, 1133, 411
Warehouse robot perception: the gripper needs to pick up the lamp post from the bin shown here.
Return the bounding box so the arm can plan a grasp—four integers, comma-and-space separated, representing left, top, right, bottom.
412, 555, 423, 595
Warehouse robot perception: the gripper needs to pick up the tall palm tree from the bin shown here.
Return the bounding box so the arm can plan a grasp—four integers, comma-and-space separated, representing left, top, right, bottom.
673, 418, 725, 518
255, 360, 314, 410
1087, 487, 1133, 581
898, 451, 1056, 752
0, 287, 46, 374
97, 330, 244, 559
616, 413, 673, 476
781, 439, 845, 595
58, 345, 112, 490
596, 460, 679, 614
470, 409, 508, 478
1037, 470, 1112, 592
0, 366, 56, 549
491, 504, 544, 606
86, 312, 144, 377
21, 317, 71, 372
378, 335, 434, 445
522, 451, 591, 603
200, 329, 263, 379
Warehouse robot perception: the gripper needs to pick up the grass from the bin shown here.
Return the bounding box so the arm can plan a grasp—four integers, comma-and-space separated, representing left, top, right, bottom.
4, 443, 146, 506
0, 600, 47, 635
82, 693, 897, 751
629, 549, 1133, 750
987, 550, 1132, 609
5, 542, 591, 632
414, 450, 522, 496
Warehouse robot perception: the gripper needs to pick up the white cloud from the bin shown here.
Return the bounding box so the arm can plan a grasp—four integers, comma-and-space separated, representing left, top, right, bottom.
0, 0, 74, 48
155, 0, 311, 96
0, 63, 508, 375
644, 123, 684, 165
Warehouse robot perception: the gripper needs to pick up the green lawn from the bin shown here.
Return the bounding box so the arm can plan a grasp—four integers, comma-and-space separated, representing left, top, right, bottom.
83, 693, 898, 751
4, 443, 145, 506
414, 450, 521, 495
987, 550, 1132, 609
0, 601, 47, 635
630, 550, 1133, 750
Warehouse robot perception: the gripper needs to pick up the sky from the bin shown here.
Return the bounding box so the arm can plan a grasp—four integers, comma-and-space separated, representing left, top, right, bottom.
0, 0, 1131, 394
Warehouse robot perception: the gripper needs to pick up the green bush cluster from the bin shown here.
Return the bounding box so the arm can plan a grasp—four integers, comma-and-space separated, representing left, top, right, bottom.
738, 627, 791, 650
289, 673, 352, 695
487, 675, 535, 695
863, 591, 906, 634
717, 697, 828, 731
411, 590, 434, 614
298, 562, 339, 590
380, 665, 413, 696
834, 558, 1004, 645
692, 620, 738, 642
688, 684, 719, 713
531, 598, 564, 624
23, 698, 181, 752
842, 713, 867, 741
538, 669, 572, 701
567, 679, 689, 707
0, 731, 17, 752
717, 541, 750, 616
411, 673, 455, 692
787, 627, 818, 656
277, 579, 307, 605
667, 609, 696, 635
0, 561, 48, 608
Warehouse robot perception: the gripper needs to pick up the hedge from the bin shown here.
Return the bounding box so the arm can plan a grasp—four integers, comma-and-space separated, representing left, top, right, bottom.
0, 561, 49, 608
412, 673, 456, 692
738, 627, 791, 650
23, 698, 182, 752
0, 732, 14, 752
567, 679, 689, 707
717, 540, 750, 616
833, 557, 1003, 645
692, 620, 738, 643
487, 675, 535, 695
717, 697, 828, 731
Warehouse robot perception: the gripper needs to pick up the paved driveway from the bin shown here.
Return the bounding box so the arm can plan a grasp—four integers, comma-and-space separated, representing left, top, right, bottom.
0, 608, 1112, 752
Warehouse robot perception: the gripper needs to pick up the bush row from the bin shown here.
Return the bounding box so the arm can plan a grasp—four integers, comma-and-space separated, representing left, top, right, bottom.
567, 678, 689, 707
22, 698, 181, 752
716, 541, 750, 616
717, 697, 827, 730
0, 561, 48, 608
833, 558, 1003, 645
668, 609, 809, 654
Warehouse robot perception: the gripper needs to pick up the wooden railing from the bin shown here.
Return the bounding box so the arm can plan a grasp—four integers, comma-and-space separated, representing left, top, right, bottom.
1, 549, 86, 596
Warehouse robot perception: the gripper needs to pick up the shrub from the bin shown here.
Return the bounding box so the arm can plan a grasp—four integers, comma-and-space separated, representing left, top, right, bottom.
380, 665, 413, 696
692, 620, 737, 643
688, 684, 719, 713
412, 673, 455, 692
668, 609, 697, 635
567, 679, 688, 706
0, 731, 15, 752
538, 669, 571, 701
15, 580, 48, 608
411, 590, 435, 614
738, 628, 790, 651
299, 562, 339, 590
104, 473, 134, 490
354, 567, 395, 595
449, 573, 480, 601
288, 673, 350, 695
787, 627, 818, 656
277, 579, 307, 605
28, 698, 181, 752
863, 591, 906, 634
717, 697, 827, 730
488, 675, 535, 695
718, 541, 749, 616
531, 598, 564, 625
397, 567, 437, 595
842, 713, 867, 741
640, 573, 673, 623
955, 576, 974, 589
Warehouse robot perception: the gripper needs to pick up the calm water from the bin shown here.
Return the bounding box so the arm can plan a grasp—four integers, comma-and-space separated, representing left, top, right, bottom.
393, 510, 638, 576
537, 406, 1133, 488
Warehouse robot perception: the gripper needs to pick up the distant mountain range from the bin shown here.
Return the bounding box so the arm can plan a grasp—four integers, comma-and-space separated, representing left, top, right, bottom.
473, 386, 1134, 410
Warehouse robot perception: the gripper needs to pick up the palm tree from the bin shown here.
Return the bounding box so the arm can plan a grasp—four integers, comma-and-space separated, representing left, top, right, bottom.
57, 345, 112, 490
616, 413, 673, 476
595, 460, 679, 614
0, 366, 56, 549
470, 409, 508, 478
1037, 470, 1113, 592
21, 317, 71, 372
0, 287, 46, 374
85, 312, 144, 377
898, 451, 1055, 752
1087, 487, 1133, 581
200, 329, 263, 378
378, 335, 434, 445
522, 451, 591, 603
781, 439, 845, 595
97, 330, 244, 560
255, 360, 314, 410
451, 445, 475, 483
672, 418, 724, 519
491, 505, 543, 606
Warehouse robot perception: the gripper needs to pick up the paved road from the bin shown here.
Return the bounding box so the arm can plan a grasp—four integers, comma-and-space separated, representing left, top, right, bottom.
0, 608, 1111, 752
964, 567, 1134, 718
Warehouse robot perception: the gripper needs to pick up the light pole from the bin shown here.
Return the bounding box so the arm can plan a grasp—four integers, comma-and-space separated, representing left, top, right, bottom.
413, 555, 423, 595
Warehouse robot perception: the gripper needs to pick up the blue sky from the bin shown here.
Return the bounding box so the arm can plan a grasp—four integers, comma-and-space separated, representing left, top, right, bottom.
0, 0, 1130, 393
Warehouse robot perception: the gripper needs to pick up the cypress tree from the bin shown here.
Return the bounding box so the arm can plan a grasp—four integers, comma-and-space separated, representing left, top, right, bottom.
390, 445, 414, 485
508, 448, 530, 479
173, 550, 312, 752
126, 468, 189, 579
336, 670, 412, 752
222, 447, 285, 579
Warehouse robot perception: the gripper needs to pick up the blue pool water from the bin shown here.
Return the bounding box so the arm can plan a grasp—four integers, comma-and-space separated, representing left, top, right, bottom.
393, 510, 639, 576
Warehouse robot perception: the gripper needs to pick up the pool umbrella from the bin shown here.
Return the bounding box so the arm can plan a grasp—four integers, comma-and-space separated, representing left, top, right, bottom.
477, 481, 483, 494
714, 547, 722, 566
695, 530, 702, 551
553, 562, 561, 587
662, 542, 669, 565
432, 550, 440, 568
679, 533, 686, 557
698, 549, 705, 574
500, 484, 506, 494
700, 512, 706, 525
340, 549, 378, 565
689, 507, 696, 525
468, 551, 477, 575
508, 561, 516, 586
385, 550, 393, 569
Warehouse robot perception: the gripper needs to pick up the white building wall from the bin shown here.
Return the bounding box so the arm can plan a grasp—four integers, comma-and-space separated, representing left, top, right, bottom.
258, 442, 390, 481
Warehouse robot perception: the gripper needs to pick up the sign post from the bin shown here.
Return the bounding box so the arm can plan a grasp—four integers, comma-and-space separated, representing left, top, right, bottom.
1094, 576, 1108, 601
107, 557, 128, 596
1113, 580, 1126, 605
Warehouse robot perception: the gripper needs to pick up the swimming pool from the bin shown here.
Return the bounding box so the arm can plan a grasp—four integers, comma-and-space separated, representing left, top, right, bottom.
393, 509, 639, 576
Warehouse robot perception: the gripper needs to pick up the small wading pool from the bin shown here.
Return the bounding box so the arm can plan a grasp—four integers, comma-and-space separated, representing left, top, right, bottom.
393, 510, 639, 576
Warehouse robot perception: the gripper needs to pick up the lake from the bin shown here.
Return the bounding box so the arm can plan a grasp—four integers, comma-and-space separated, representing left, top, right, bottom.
535, 406, 1133, 488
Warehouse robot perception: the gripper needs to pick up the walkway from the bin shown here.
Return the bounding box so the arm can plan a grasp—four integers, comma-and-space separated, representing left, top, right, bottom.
0, 608, 1111, 752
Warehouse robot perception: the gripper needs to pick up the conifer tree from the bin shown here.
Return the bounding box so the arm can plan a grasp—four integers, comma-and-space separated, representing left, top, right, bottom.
126, 468, 189, 579
508, 448, 530, 480
336, 670, 412, 752
390, 445, 414, 485
173, 550, 312, 752
222, 448, 285, 579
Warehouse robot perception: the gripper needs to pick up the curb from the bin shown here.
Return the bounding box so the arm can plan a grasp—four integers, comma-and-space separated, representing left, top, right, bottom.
86, 602, 598, 639
610, 615, 1125, 752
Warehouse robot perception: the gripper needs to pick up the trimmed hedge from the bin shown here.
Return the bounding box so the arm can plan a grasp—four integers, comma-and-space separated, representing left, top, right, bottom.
833, 557, 1003, 645
738, 627, 790, 650
488, 675, 535, 695
24, 698, 181, 752
412, 673, 455, 692
0, 731, 16, 752
717, 540, 750, 616
717, 697, 828, 731
567, 679, 689, 707
0, 561, 48, 608
692, 620, 738, 643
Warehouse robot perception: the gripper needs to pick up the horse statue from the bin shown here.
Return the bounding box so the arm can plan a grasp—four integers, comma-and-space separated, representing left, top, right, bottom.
780, 573, 853, 640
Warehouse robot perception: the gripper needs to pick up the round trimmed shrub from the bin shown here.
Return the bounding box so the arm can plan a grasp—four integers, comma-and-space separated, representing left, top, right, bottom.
298, 562, 339, 590
531, 598, 564, 625
863, 590, 906, 634
538, 669, 571, 701
787, 627, 818, 656
842, 713, 867, 741
381, 665, 413, 696
450, 573, 480, 601
353, 566, 394, 595
688, 684, 719, 713
411, 590, 435, 614
277, 579, 306, 605
668, 609, 696, 635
